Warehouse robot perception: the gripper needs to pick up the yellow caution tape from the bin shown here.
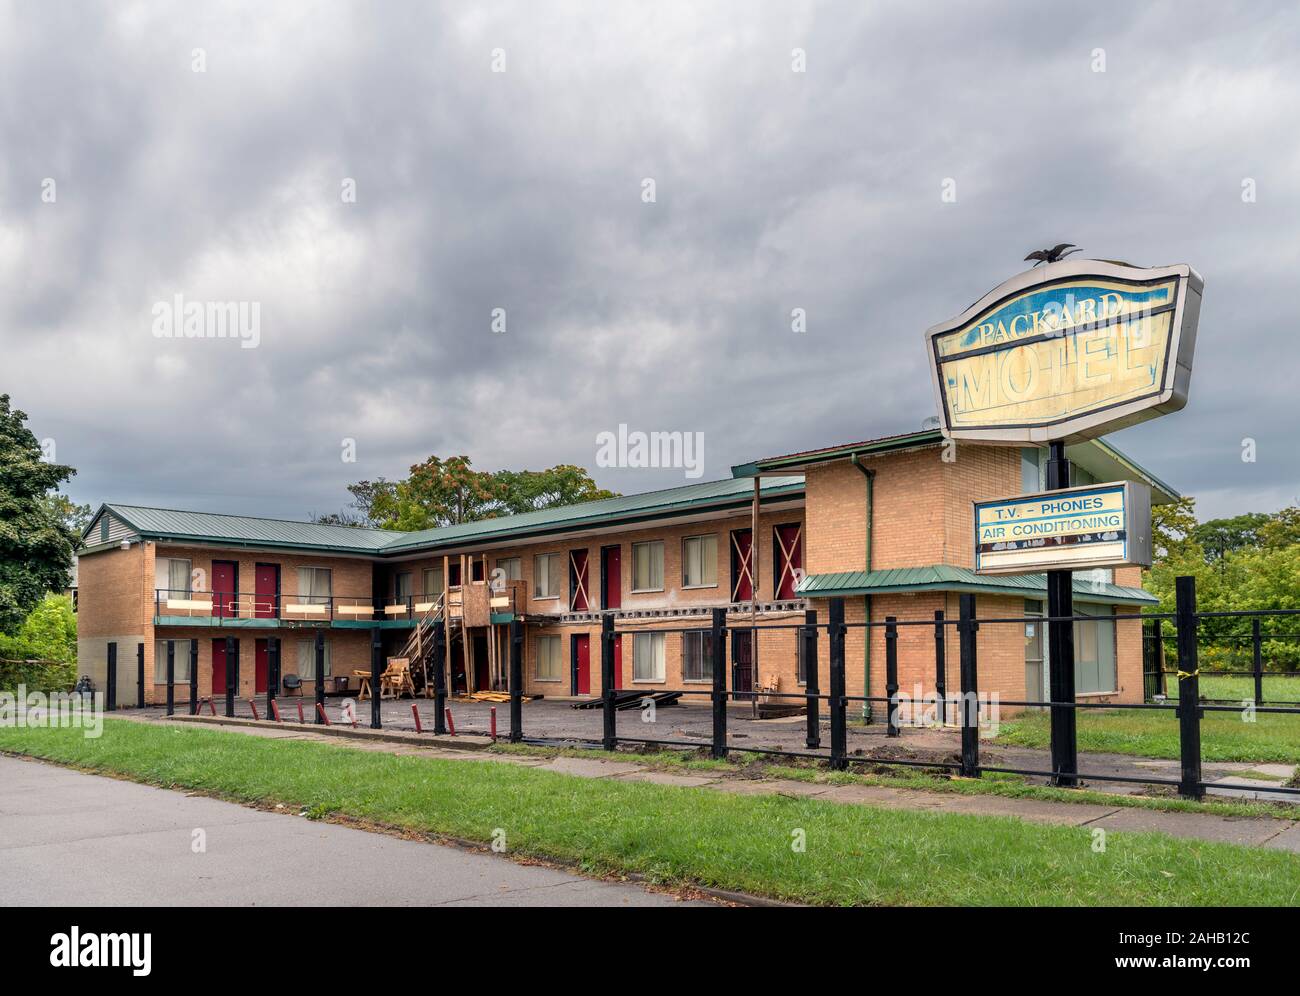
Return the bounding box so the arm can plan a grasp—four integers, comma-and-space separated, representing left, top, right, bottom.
1176, 669, 1200, 680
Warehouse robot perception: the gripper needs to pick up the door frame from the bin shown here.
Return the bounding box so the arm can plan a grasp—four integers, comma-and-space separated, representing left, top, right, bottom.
600, 544, 622, 610
729, 528, 753, 602
212, 559, 240, 617
569, 549, 590, 612
772, 523, 803, 600
254, 562, 280, 619
570, 633, 591, 696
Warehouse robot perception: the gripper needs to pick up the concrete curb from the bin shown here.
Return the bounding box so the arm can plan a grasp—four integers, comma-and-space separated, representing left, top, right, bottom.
163, 713, 494, 751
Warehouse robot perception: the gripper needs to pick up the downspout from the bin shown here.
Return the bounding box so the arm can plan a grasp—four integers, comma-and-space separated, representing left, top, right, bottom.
851, 454, 875, 724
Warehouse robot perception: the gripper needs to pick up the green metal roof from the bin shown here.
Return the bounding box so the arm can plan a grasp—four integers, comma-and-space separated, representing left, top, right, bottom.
733, 429, 1180, 504
85, 475, 806, 558
796, 564, 1158, 605
88, 504, 399, 554
378, 475, 805, 553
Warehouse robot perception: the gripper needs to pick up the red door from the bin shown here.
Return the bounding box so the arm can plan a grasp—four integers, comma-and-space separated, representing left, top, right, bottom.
212, 560, 238, 617
602, 546, 621, 610
613, 636, 623, 690
570, 550, 589, 611
574, 635, 590, 695
254, 564, 279, 619
254, 639, 269, 694
731, 529, 753, 602
211, 639, 227, 695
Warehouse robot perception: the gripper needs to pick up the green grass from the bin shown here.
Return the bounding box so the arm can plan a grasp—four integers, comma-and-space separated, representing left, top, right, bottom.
997, 708, 1300, 765
491, 742, 1300, 819
2, 720, 1299, 906
1164, 674, 1300, 704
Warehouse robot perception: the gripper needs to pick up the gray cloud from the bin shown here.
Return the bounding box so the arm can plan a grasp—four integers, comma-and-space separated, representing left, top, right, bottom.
1, 0, 1296, 521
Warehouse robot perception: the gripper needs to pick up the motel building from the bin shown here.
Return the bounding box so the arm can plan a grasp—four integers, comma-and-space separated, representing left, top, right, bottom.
76, 428, 1175, 716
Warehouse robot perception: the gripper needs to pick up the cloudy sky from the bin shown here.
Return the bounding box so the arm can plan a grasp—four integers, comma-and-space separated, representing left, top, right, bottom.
1, 0, 1296, 523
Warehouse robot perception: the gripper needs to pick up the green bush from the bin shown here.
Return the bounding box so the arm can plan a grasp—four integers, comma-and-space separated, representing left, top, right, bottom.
0, 594, 77, 693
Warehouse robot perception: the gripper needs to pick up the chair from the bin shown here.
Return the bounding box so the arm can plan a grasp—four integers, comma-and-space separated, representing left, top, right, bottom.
282, 673, 303, 697
380, 658, 415, 699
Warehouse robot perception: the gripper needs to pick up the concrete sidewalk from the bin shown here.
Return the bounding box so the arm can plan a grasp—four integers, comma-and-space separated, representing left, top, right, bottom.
0, 755, 710, 907
140, 713, 1300, 854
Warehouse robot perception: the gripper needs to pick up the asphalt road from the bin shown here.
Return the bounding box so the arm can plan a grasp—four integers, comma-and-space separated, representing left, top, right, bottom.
0, 756, 707, 907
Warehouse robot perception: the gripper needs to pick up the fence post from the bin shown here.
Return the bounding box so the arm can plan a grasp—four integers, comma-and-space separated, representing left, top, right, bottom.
884, 617, 899, 737
710, 607, 728, 759
432, 625, 448, 735
225, 636, 238, 718
828, 597, 847, 770
369, 628, 383, 729
803, 608, 820, 750
933, 610, 947, 727
106, 642, 117, 712
136, 642, 145, 709
188, 641, 198, 715
165, 640, 175, 717
314, 630, 325, 724
1046, 571, 1078, 788
1175, 575, 1204, 800
957, 594, 980, 779
509, 618, 523, 742
1252, 618, 1263, 707
601, 614, 617, 752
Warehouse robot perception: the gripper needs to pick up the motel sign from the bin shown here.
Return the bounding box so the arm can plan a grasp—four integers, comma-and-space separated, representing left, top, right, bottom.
925, 259, 1203, 444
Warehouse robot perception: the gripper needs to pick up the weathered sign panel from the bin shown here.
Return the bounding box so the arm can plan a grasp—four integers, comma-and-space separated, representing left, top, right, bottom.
973, 480, 1151, 575
925, 260, 1202, 444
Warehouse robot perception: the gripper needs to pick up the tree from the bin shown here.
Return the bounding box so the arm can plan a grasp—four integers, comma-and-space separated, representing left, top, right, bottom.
0, 395, 77, 635
491, 465, 619, 516
1259, 507, 1300, 550
1149, 495, 1198, 562
335, 456, 618, 531
0, 593, 78, 693
1194, 512, 1271, 562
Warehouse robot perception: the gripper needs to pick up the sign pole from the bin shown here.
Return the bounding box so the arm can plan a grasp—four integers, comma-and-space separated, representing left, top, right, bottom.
1044, 440, 1078, 787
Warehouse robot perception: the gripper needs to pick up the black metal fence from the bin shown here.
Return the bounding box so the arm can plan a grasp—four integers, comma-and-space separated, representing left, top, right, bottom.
143, 573, 1300, 804
501, 575, 1299, 802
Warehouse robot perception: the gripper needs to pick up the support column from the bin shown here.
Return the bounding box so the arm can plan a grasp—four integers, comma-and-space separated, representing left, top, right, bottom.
314, 630, 325, 724
225, 636, 237, 719
1045, 439, 1078, 787
803, 608, 820, 750
370, 627, 383, 729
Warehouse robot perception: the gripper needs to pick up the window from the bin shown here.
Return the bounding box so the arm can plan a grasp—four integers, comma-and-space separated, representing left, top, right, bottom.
1069, 461, 1098, 487
533, 553, 562, 599
155, 558, 192, 599
632, 541, 664, 592
495, 557, 521, 581
633, 632, 665, 682
1074, 603, 1116, 694
682, 534, 717, 588
100, 517, 109, 542
1020, 448, 1042, 492
536, 635, 562, 680
682, 631, 713, 682
1024, 600, 1045, 703
295, 637, 331, 678
393, 572, 412, 601
297, 567, 332, 605
153, 640, 193, 682
423, 566, 443, 598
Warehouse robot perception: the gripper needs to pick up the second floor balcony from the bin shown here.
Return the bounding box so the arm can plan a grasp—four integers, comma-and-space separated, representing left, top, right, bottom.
152, 584, 524, 629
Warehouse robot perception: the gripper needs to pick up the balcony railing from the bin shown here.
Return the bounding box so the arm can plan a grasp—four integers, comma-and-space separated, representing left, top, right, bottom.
153, 589, 448, 625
